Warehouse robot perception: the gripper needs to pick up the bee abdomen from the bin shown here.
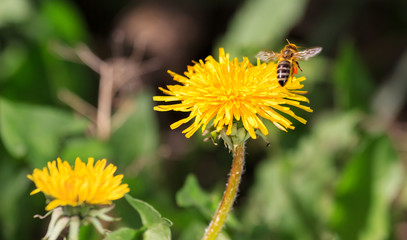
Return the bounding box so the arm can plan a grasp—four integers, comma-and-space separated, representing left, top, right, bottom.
276, 60, 291, 87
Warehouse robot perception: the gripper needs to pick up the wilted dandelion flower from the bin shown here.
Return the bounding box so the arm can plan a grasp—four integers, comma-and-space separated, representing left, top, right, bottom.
28, 157, 129, 240
153, 48, 312, 139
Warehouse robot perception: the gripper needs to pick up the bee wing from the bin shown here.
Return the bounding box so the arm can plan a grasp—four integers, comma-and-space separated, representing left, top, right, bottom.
295, 47, 322, 60
256, 50, 280, 62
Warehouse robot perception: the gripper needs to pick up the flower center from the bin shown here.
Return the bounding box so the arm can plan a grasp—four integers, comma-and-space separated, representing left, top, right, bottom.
215, 88, 249, 102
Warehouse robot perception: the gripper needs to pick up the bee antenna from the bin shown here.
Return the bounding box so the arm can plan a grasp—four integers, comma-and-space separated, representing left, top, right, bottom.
286, 39, 291, 44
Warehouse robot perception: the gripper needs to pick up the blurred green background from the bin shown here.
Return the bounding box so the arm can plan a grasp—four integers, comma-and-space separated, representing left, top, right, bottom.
1, 0, 407, 239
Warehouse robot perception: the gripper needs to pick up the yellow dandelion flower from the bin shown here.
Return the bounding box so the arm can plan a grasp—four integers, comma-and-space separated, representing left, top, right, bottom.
153, 48, 312, 139
27, 157, 130, 211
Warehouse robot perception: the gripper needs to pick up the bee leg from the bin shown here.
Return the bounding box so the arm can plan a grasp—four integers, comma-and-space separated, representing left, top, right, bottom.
295, 61, 303, 72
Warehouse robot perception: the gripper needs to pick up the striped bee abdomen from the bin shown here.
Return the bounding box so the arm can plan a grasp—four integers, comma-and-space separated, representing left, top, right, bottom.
276, 60, 292, 87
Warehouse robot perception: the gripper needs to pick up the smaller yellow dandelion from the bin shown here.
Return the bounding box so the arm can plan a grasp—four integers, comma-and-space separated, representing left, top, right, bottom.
27, 157, 130, 211
153, 48, 312, 139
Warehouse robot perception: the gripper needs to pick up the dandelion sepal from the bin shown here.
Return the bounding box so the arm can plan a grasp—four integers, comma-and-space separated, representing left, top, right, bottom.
68, 216, 80, 240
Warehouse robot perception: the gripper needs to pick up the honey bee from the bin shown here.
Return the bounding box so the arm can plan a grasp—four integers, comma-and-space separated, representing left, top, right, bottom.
256, 40, 322, 87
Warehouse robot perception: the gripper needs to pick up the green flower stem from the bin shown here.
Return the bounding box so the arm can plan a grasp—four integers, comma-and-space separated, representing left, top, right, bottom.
202, 143, 245, 240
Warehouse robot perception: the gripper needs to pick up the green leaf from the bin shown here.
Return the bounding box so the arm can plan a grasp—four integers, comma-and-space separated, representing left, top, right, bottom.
110, 91, 159, 166
0, 43, 29, 80
124, 195, 172, 240
0, 160, 30, 240
104, 227, 141, 240
331, 135, 402, 240
333, 39, 374, 111
176, 174, 240, 231
143, 223, 172, 240
0, 98, 88, 167
78, 224, 99, 240
216, 0, 309, 57
0, 45, 54, 103
39, 0, 87, 43
178, 221, 205, 240
176, 174, 214, 219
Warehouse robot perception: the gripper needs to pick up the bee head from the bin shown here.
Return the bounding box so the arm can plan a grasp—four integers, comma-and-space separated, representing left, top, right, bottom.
285, 39, 298, 51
